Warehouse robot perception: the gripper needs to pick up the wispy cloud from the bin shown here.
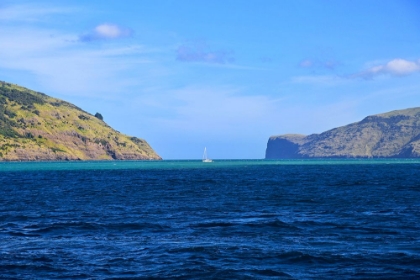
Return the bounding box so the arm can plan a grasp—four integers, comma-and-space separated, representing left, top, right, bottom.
0, 4, 72, 22
291, 74, 347, 86
176, 42, 234, 64
353, 58, 420, 79
79, 24, 133, 42
299, 58, 339, 70
294, 58, 420, 85
299, 59, 313, 68
131, 85, 280, 138
0, 24, 156, 97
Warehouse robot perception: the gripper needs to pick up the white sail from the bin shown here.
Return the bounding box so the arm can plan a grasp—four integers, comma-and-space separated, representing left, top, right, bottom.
202, 147, 213, 162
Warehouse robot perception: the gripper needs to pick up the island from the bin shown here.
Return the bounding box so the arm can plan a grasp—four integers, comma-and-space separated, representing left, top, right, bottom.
266, 107, 420, 159
0, 81, 161, 161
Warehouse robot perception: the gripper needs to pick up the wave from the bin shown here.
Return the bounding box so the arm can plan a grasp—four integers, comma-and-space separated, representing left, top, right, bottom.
2, 221, 172, 237
192, 218, 299, 231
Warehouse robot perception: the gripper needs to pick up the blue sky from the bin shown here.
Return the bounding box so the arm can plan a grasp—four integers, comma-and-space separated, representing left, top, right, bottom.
1, 1, 420, 159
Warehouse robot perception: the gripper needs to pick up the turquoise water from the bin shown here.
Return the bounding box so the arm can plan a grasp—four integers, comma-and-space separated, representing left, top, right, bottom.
1, 158, 420, 171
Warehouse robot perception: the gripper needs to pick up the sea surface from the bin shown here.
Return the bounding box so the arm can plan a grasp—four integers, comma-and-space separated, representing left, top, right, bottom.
1, 159, 420, 279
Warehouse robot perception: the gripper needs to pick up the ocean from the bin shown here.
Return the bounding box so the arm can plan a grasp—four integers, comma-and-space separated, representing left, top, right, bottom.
1, 159, 419, 279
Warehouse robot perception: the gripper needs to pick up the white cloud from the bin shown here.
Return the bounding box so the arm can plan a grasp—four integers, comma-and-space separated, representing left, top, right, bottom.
0, 24, 155, 97
356, 58, 420, 79
96, 24, 124, 39
79, 24, 133, 42
295, 58, 420, 83
381, 59, 420, 75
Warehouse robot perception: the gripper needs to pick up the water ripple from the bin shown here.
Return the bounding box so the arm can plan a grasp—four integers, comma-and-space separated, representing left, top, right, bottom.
0, 161, 420, 279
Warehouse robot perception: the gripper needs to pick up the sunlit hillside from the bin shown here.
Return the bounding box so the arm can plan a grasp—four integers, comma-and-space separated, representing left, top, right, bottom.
0, 81, 161, 161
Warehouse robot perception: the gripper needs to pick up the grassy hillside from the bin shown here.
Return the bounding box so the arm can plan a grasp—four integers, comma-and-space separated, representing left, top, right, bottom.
266, 107, 420, 158
0, 81, 161, 161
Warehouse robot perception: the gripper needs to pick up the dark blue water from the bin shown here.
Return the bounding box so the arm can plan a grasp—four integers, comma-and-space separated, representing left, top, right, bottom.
1, 160, 420, 279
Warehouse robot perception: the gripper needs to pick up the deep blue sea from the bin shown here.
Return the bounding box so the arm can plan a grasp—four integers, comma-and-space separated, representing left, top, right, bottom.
1, 159, 420, 279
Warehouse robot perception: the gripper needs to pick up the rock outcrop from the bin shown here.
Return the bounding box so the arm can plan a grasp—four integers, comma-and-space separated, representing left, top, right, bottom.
266, 107, 420, 159
0, 81, 161, 161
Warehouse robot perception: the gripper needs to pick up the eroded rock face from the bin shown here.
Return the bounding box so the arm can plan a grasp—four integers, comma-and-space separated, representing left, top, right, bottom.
0, 81, 161, 161
266, 107, 420, 159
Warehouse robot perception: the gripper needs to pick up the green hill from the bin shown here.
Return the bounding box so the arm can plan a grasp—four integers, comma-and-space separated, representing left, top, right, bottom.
266, 107, 420, 159
0, 81, 161, 161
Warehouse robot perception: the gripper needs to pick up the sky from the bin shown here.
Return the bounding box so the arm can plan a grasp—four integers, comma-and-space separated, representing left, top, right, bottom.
1, 0, 420, 159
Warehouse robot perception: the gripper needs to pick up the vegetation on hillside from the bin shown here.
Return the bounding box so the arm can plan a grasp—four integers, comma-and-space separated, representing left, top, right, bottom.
266, 107, 420, 158
0, 81, 161, 161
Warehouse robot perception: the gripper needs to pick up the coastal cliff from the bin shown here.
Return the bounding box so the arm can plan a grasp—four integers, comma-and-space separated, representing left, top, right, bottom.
0, 81, 161, 161
266, 107, 420, 159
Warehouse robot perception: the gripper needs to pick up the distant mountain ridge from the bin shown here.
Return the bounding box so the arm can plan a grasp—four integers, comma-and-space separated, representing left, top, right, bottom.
266, 107, 420, 159
0, 81, 161, 161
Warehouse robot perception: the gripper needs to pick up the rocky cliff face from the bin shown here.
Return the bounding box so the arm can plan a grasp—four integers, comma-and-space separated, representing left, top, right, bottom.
266, 107, 420, 159
0, 81, 161, 161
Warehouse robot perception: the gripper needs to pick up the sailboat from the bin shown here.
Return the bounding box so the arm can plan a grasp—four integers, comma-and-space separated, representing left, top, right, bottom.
202, 147, 213, 163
